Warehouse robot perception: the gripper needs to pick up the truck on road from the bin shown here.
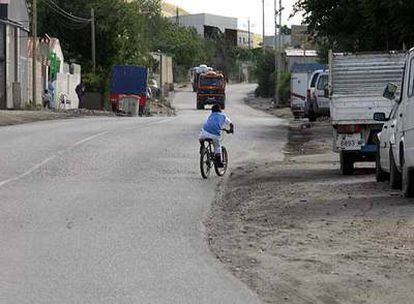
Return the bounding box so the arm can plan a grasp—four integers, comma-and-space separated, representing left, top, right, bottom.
196, 71, 226, 110
110, 66, 149, 116
329, 51, 406, 175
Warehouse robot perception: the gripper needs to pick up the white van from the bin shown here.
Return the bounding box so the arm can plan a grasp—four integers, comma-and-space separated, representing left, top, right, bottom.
377, 48, 414, 197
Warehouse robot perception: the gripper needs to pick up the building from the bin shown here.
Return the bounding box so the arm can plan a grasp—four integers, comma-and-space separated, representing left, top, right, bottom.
291, 25, 315, 49
237, 29, 253, 49
285, 49, 319, 71
263, 35, 292, 49
0, 0, 30, 109
173, 13, 238, 44
28, 37, 82, 109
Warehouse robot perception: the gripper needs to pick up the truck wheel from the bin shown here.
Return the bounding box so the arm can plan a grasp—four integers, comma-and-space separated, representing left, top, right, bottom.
340, 151, 354, 175
376, 144, 388, 182
402, 164, 414, 198
390, 151, 402, 189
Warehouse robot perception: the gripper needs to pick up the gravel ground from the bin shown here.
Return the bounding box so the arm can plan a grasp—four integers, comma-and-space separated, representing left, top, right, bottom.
207, 102, 414, 303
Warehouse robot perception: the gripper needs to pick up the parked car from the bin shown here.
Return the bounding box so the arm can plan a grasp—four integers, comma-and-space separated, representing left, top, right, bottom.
375, 48, 414, 197
308, 71, 330, 121
329, 51, 406, 175
375, 101, 401, 188
290, 64, 325, 119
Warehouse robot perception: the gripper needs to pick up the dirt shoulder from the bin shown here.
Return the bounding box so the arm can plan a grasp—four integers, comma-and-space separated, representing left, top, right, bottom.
0, 100, 174, 127
244, 92, 293, 119
0, 110, 114, 127
207, 101, 414, 303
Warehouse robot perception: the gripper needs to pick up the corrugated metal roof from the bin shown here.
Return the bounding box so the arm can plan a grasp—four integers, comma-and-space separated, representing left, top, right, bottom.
331, 52, 406, 97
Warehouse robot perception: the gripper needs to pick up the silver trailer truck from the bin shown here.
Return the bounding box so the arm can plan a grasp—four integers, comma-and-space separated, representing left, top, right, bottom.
329, 51, 406, 175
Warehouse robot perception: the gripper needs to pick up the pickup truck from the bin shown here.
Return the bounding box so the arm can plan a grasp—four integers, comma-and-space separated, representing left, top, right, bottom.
329, 51, 406, 175
308, 70, 330, 121
376, 48, 414, 197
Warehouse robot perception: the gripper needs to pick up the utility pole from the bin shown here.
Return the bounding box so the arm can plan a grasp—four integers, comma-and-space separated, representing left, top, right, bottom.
262, 0, 265, 52
176, 6, 179, 26
276, 0, 283, 106
273, 0, 279, 105
248, 18, 251, 49
91, 8, 96, 74
32, 0, 37, 106
274, 0, 283, 106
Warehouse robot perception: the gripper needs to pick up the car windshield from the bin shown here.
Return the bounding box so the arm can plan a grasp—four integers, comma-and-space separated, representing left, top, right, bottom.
200, 78, 222, 87
317, 75, 329, 90
310, 73, 320, 88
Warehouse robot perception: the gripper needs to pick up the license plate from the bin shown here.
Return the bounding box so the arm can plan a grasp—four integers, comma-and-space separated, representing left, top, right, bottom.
337, 134, 362, 151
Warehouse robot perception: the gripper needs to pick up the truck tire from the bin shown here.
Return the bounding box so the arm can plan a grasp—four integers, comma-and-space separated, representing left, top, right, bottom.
390, 151, 402, 189
402, 164, 414, 198
340, 151, 354, 175
376, 144, 388, 182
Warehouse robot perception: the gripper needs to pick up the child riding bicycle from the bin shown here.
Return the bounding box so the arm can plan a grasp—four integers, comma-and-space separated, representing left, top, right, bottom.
199, 104, 234, 168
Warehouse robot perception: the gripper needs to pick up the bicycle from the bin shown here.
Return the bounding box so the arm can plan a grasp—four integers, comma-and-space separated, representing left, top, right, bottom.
199, 130, 231, 179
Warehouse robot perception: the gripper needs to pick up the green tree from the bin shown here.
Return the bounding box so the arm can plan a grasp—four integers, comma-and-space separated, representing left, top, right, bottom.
295, 0, 414, 52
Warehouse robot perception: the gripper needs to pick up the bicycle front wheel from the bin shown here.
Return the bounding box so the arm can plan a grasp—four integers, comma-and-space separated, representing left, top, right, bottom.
215, 146, 228, 177
200, 148, 212, 179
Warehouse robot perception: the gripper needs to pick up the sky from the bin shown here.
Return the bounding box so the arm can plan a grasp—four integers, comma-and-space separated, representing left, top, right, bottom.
165, 0, 303, 36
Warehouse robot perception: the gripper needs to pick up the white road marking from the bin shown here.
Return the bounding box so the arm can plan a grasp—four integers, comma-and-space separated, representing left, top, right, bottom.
0, 131, 108, 188
0, 117, 175, 188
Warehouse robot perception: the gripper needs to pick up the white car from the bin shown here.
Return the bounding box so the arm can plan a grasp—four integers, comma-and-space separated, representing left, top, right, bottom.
312, 71, 330, 117
305, 69, 323, 121
375, 101, 402, 189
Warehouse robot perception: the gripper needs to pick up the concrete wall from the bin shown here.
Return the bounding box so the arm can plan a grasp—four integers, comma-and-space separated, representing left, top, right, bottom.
0, 23, 5, 108
263, 35, 292, 49
55, 64, 81, 109
0, 0, 29, 109
174, 13, 238, 36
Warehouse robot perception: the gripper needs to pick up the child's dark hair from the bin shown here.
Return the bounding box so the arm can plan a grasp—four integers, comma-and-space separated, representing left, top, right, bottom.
212, 104, 222, 113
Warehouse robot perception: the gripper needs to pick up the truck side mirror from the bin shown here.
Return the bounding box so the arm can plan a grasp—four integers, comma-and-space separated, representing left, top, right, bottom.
383, 83, 398, 100
373, 112, 387, 122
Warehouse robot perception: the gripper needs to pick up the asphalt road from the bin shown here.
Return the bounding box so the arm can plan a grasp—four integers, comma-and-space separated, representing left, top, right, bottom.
0, 84, 286, 304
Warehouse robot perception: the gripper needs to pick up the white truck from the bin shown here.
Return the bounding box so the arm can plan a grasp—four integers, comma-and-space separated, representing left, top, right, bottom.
290, 63, 325, 119
329, 51, 406, 175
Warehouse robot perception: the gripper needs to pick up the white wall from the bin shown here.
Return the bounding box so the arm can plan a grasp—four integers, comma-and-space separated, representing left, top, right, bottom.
55, 64, 81, 109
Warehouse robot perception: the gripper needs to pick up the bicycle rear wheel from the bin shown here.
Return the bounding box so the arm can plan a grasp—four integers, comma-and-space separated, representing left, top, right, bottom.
215, 146, 228, 177
200, 147, 212, 179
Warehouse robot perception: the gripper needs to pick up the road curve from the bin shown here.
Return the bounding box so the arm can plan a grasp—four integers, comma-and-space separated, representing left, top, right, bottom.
0, 84, 286, 303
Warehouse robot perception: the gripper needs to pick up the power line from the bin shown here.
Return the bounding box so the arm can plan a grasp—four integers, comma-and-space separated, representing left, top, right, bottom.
43, 0, 92, 24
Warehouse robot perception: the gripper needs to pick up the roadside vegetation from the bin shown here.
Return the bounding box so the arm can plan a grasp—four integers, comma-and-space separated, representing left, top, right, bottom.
35, 0, 257, 98
295, 0, 414, 61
